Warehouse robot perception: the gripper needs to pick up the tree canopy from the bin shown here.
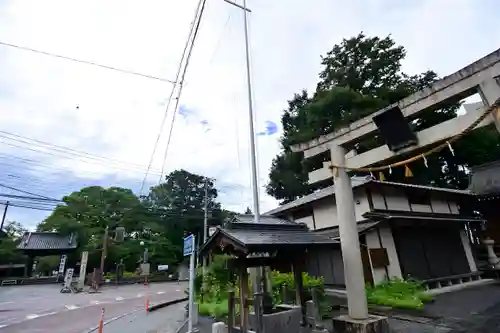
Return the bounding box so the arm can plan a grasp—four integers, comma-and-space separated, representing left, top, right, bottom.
0, 221, 27, 265
266, 32, 500, 203
36, 169, 234, 273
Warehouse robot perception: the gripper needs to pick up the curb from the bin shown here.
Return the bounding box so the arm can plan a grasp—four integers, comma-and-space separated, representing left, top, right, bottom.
82, 297, 188, 332
83, 308, 141, 333
148, 297, 188, 312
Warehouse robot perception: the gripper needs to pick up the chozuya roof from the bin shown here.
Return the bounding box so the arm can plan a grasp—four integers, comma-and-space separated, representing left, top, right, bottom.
200, 214, 339, 255
17, 232, 78, 251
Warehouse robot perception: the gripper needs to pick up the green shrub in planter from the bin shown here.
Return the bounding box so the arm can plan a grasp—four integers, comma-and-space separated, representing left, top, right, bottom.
366, 278, 433, 310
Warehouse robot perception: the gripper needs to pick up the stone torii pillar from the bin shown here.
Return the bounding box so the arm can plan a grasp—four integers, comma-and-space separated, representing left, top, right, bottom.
330, 146, 369, 320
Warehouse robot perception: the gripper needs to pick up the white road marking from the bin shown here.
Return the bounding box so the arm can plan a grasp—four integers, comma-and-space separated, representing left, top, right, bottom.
175, 289, 181, 292
157, 291, 165, 295
137, 294, 143, 297
90, 300, 100, 305
65, 305, 79, 310
115, 297, 124, 301
0, 301, 14, 305
26, 314, 39, 320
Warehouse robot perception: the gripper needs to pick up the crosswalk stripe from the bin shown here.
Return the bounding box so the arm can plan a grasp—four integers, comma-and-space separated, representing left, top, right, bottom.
115, 297, 124, 301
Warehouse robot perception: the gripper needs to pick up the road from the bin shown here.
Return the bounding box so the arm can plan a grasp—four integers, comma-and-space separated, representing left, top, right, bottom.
0, 281, 187, 333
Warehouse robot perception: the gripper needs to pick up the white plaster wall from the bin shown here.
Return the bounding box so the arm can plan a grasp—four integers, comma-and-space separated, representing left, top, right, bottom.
430, 197, 451, 214
313, 199, 337, 230
296, 215, 315, 230
410, 203, 432, 213
353, 188, 371, 221
371, 187, 461, 215
383, 187, 411, 211
460, 228, 477, 272
449, 201, 460, 214
312, 189, 370, 230
365, 226, 403, 284
371, 191, 386, 210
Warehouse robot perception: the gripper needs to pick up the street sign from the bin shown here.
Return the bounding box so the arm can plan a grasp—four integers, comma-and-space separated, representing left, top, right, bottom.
183, 234, 196, 333
209, 227, 217, 237
157, 264, 169, 271
183, 234, 194, 257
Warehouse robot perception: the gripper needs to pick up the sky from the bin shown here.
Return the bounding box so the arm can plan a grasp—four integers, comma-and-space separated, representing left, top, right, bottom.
0, 0, 499, 230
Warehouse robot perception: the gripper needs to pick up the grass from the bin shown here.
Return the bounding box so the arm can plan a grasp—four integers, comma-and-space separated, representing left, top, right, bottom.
198, 299, 229, 319
366, 278, 433, 310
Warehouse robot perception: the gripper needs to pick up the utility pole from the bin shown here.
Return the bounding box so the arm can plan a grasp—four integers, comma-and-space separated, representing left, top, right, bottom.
100, 226, 109, 275
223, 0, 262, 301
0, 201, 9, 231
202, 178, 209, 273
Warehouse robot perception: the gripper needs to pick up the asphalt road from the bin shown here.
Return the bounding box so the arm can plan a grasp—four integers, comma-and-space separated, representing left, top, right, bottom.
100, 301, 187, 333
0, 281, 187, 333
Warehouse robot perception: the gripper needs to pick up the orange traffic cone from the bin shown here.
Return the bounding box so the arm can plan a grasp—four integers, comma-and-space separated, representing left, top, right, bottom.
144, 276, 150, 313
97, 308, 105, 333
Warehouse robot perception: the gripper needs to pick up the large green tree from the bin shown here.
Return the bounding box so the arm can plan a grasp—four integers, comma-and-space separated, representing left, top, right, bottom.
38, 186, 177, 272
267, 33, 500, 203
144, 169, 230, 262
0, 221, 26, 265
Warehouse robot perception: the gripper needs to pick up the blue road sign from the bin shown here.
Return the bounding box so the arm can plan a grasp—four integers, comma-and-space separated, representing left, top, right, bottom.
183, 234, 195, 257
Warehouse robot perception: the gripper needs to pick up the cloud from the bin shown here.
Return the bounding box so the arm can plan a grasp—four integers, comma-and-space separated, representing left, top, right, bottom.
0, 0, 499, 229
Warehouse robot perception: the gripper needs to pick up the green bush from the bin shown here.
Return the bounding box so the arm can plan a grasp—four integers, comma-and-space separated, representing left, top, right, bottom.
366, 278, 432, 309
198, 300, 229, 319
195, 255, 326, 318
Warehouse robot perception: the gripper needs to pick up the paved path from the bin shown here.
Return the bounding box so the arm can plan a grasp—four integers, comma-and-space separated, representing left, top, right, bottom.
0, 282, 187, 333
99, 301, 187, 333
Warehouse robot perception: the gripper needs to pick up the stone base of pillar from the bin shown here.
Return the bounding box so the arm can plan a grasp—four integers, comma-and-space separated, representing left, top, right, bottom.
332, 314, 389, 333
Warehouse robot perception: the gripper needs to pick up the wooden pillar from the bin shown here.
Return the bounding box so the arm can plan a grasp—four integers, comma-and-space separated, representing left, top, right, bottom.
239, 266, 250, 332
228, 291, 235, 333
292, 259, 306, 325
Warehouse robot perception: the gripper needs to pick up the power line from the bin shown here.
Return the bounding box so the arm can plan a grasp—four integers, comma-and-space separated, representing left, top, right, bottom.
0, 130, 162, 171
0, 183, 58, 201
0, 131, 163, 175
158, 0, 208, 182
0, 193, 63, 202
0, 41, 175, 84
0, 139, 163, 176
139, 0, 206, 194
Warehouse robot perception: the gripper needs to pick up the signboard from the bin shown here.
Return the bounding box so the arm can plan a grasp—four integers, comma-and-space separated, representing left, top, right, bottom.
209, 227, 217, 237
183, 234, 194, 257
78, 251, 88, 290
58, 255, 67, 274
140, 263, 150, 276
157, 264, 169, 271
63, 268, 74, 288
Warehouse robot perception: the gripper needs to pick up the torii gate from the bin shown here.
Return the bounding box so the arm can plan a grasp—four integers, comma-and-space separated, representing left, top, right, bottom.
291, 48, 500, 323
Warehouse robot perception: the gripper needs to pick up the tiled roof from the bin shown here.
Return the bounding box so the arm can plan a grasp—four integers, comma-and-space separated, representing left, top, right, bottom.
264, 177, 471, 216
17, 232, 78, 251
233, 214, 298, 226
199, 226, 339, 255
222, 228, 338, 246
